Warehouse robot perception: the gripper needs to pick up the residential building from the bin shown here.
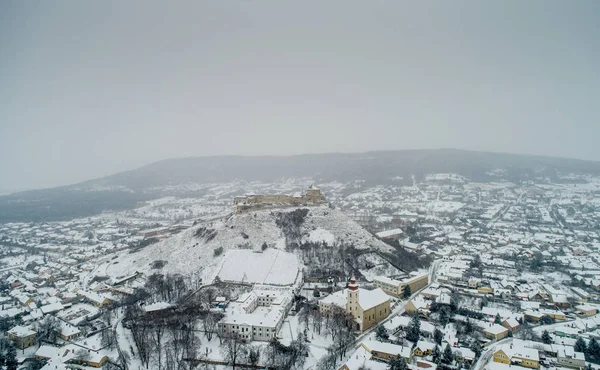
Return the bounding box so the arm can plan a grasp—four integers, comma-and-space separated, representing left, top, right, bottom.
484, 324, 510, 341
8, 325, 36, 349
358, 340, 412, 362
556, 346, 585, 369
493, 343, 539, 369
575, 304, 598, 317
414, 341, 437, 357
502, 318, 520, 333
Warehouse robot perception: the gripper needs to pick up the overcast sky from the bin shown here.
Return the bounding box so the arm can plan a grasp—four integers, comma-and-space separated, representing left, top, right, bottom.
1, 1, 599, 190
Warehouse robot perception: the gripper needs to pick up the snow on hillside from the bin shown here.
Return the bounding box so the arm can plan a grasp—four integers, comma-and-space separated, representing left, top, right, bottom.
303, 228, 335, 245
102, 205, 391, 283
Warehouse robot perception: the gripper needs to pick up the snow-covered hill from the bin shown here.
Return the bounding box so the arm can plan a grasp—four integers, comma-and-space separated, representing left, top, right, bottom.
102, 205, 393, 283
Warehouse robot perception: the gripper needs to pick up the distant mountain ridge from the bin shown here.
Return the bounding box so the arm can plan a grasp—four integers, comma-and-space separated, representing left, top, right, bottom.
1, 149, 600, 223
80, 148, 600, 189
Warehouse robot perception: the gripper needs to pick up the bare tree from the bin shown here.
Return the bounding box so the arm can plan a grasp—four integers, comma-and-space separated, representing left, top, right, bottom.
221, 334, 247, 369
36, 316, 59, 344
150, 316, 167, 370
118, 351, 131, 369
128, 311, 152, 368
203, 311, 223, 341
247, 345, 260, 367
316, 350, 337, 370
101, 328, 116, 350
312, 310, 323, 335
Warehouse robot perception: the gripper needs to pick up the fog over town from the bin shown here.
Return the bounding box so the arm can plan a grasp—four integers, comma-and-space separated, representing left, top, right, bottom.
1, 2, 600, 370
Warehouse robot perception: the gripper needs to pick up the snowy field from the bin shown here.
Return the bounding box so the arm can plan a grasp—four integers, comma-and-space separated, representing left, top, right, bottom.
215, 249, 300, 286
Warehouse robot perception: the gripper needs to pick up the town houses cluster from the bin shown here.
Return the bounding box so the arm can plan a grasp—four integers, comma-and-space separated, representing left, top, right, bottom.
1, 174, 600, 369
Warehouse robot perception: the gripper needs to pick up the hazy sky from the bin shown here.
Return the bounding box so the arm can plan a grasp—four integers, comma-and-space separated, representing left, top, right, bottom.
1, 1, 599, 190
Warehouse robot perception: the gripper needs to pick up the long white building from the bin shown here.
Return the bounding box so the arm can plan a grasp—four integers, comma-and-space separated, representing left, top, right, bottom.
218, 286, 293, 341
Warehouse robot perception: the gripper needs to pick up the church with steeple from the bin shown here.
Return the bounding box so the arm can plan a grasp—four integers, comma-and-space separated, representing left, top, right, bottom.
319, 277, 391, 332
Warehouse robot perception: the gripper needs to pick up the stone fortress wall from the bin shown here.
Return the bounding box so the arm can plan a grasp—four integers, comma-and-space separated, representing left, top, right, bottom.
233, 185, 326, 213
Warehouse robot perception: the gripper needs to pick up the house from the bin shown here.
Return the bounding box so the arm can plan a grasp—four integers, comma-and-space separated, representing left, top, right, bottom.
67, 352, 109, 368
78, 290, 111, 308
524, 308, 565, 322
375, 228, 404, 241
477, 286, 494, 294
468, 278, 481, 289
502, 318, 520, 333
338, 346, 388, 370
41, 302, 64, 315
484, 324, 510, 341
551, 294, 569, 308
526, 291, 547, 302
8, 325, 36, 349
493, 342, 539, 369
414, 341, 437, 357
555, 346, 585, 369
405, 295, 431, 316
454, 347, 476, 364
35, 344, 108, 368
575, 304, 598, 317
358, 340, 412, 362
57, 320, 82, 341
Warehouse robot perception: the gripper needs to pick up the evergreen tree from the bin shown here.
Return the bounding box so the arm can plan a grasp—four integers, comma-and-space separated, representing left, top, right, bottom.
403, 285, 411, 299
464, 318, 473, 334
406, 315, 421, 343
376, 325, 389, 341
471, 340, 482, 358
587, 338, 600, 362
439, 307, 450, 326
574, 337, 587, 353
433, 328, 443, 345
470, 254, 482, 268
389, 356, 408, 370
494, 314, 502, 324
432, 345, 442, 364
443, 344, 454, 364
6, 345, 18, 370
542, 330, 552, 344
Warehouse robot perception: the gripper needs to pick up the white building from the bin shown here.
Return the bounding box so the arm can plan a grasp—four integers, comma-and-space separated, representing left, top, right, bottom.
218, 286, 292, 341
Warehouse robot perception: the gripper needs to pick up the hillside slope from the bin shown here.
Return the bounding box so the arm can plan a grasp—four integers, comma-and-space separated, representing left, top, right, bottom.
102, 205, 393, 283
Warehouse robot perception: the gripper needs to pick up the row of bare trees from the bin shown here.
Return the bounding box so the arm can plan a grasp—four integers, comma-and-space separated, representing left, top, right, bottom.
124, 304, 199, 370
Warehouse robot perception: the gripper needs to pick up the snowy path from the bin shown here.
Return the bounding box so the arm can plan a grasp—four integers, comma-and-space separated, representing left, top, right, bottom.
472, 337, 512, 370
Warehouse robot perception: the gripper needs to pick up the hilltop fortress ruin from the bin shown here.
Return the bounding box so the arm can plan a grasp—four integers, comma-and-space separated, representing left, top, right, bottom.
233, 185, 326, 213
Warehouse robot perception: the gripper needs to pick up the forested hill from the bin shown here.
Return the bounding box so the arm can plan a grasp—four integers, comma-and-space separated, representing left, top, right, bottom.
1, 149, 600, 223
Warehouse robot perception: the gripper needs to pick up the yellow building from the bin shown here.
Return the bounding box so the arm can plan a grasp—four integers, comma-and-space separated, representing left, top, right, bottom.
413, 341, 437, 357
405, 295, 430, 316
7, 326, 36, 349
358, 340, 412, 362
484, 324, 510, 341
493, 343, 539, 369
373, 273, 429, 298
477, 286, 494, 294
576, 304, 598, 317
